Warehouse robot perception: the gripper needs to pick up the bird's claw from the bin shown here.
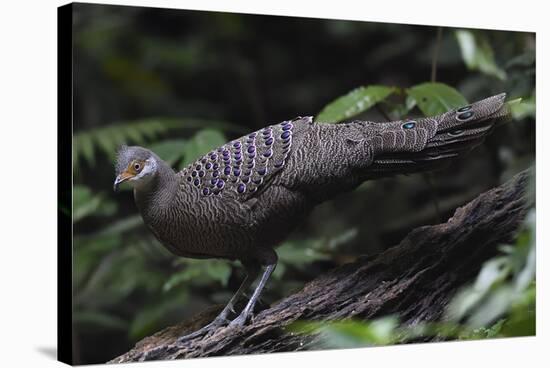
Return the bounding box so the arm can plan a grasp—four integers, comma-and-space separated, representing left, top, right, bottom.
176, 316, 230, 344
228, 313, 249, 328
142, 312, 244, 360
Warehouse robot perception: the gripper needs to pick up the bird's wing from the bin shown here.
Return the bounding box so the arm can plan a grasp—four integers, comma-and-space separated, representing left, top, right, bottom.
178, 116, 311, 201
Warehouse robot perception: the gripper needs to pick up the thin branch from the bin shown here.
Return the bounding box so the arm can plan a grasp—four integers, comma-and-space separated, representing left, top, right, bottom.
431, 27, 443, 82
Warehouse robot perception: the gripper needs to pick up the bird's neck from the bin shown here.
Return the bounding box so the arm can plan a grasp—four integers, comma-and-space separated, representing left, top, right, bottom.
134, 160, 178, 220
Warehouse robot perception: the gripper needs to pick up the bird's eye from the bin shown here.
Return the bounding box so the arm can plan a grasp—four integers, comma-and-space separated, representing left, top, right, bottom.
133, 162, 142, 171
402, 121, 416, 129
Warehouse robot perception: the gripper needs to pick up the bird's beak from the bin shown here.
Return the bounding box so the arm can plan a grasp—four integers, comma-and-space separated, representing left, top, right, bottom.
113, 171, 133, 192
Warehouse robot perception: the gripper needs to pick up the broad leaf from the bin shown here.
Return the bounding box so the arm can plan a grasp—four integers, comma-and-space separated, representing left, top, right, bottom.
73, 185, 116, 222
455, 30, 507, 81
163, 259, 232, 292
180, 129, 226, 168
129, 291, 189, 339
96, 215, 143, 237
316, 85, 396, 123
277, 240, 330, 265
149, 139, 187, 166
406, 82, 468, 116
74, 118, 241, 168
508, 95, 535, 120
288, 317, 399, 348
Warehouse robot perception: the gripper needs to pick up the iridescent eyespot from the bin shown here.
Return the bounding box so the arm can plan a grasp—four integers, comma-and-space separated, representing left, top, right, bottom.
402, 121, 416, 129
448, 129, 464, 137
457, 111, 474, 121
457, 105, 472, 113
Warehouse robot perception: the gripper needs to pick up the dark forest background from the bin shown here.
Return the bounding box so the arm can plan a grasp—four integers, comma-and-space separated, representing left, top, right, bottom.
69, 3, 535, 364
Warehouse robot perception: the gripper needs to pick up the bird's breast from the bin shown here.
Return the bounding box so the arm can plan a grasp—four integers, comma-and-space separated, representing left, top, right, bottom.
141, 193, 256, 259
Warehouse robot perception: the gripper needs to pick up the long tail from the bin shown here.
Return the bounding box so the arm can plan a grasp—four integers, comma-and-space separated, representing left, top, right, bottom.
366, 93, 509, 176
278, 93, 509, 203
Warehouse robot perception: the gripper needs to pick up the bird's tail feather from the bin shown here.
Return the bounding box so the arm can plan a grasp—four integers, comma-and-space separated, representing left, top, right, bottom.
368, 93, 509, 175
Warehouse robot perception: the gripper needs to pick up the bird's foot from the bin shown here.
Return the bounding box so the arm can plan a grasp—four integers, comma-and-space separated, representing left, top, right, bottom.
142, 313, 247, 361
227, 311, 251, 328
176, 315, 230, 344
141, 317, 230, 361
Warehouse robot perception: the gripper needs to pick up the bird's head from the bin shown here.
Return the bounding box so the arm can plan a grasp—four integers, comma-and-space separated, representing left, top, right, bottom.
113, 145, 159, 192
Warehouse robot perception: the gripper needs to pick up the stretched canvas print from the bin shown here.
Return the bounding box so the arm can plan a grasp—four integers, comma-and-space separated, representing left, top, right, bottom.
58, 2, 536, 365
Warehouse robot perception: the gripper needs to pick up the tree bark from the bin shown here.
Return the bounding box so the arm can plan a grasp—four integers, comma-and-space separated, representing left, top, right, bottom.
110, 170, 532, 363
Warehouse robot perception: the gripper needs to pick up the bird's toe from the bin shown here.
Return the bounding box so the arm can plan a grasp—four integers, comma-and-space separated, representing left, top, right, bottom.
228, 313, 250, 328
176, 316, 230, 344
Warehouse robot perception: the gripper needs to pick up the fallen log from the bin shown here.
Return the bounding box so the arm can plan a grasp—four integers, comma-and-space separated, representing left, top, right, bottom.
110, 169, 531, 363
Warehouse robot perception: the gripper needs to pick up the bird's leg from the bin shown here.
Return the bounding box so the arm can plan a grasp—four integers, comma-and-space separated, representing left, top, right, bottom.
228, 262, 276, 328
176, 263, 260, 343
212, 263, 262, 321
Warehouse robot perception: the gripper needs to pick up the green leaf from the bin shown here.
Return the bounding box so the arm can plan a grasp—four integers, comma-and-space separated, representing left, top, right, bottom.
499, 310, 535, 337
325, 228, 358, 251
163, 259, 232, 292
73, 185, 93, 208
505, 50, 535, 69
74, 118, 242, 169
204, 261, 232, 287
406, 82, 468, 116
288, 317, 399, 348
446, 256, 510, 323
163, 268, 199, 292
277, 240, 330, 266
509, 95, 535, 120
513, 210, 535, 291
73, 234, 121, 287
129, 290, 189, 340
455, 30, 507, 80
95, 215, 144, 237
466, 285, 515, 328
445, 209, 536, 332
181, 129, 226, 167
73, 185, 117, 222
316, 85, 396, 123
273, 240, 330, 279
149, 139, 187, 166
73, 186, 103, 222
76, 132, 95, 166
460, 319, 505, 340
499, 283, 535, 337
473, 257, 510, 293
505, 97, 522, 110
75, 244, 166, 309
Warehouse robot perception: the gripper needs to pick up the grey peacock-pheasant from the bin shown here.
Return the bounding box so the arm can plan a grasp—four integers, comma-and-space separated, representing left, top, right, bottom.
113, 93, 509, 341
